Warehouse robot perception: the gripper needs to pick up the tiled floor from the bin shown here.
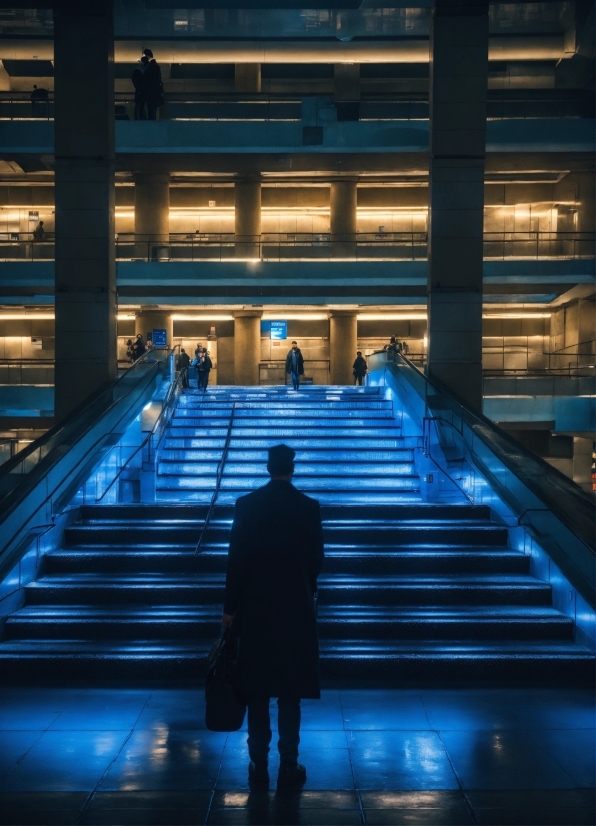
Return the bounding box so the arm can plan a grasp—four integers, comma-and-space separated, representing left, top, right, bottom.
0, 686, 593, 825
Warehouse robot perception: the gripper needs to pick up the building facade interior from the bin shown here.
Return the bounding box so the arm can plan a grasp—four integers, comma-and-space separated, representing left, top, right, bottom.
0, 1, 593, 824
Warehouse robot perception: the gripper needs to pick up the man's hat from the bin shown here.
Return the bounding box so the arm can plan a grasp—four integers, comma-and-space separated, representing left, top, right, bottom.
268, 443, 295, 472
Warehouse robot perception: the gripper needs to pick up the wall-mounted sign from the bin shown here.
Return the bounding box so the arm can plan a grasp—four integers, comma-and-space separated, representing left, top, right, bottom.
269, 321, 287, 340
152, 328, 167, 347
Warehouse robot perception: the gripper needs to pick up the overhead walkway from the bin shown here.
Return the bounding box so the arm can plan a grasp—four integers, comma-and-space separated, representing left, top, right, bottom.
0, 362, 593, 682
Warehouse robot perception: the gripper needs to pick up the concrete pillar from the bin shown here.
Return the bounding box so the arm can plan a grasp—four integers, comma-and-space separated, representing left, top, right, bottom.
235, 177, 261, 259
135, 309, 173, 349
53, 0, 116, 421
235, 64, 261, 93
329, 311, 357, 385
573, 436, 593, 492
330, 180, 357, 258
426, 0, 489, 414
134, 172, 170, 260
234, 311, 262, 385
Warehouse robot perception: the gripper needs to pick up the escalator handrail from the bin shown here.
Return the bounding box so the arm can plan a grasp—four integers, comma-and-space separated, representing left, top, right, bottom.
381, 353, 595, 552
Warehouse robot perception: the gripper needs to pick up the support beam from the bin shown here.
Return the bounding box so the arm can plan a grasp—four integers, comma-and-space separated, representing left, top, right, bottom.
235, 177, 261, 260
329, 311, 357, 385
53, 0, 116, 421
134, 172, 170, 260
234, 311, 262, 385
330, 180, 357, 258
426, 0, 489, 414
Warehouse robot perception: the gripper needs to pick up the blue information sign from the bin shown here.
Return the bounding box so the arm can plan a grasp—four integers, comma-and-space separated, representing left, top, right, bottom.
270, 321, 287, 340
152, 328, 167, 347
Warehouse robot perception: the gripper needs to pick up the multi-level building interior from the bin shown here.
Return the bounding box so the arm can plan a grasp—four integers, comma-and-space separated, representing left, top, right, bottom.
0, 3, 593, 822
0, 0, 593, 487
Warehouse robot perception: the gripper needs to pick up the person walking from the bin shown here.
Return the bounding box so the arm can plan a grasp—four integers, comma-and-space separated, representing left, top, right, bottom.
352, 351, 367, 386
177, 348, 190, 389
32, 220, 45, 241
132, 56, 148, 120
222, 444, 324, 790
125, 339, 135, 363
285, 341, 304, 390
198, 349, 213, 392
142, 48, 164, 120
132, 333, 146, 361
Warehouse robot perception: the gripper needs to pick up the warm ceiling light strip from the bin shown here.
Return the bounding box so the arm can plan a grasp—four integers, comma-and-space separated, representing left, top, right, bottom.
0, 313, 55, 320
171, 314, 234, 321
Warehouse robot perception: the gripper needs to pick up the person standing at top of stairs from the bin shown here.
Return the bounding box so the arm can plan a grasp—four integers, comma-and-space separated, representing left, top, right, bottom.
222, 444, 324, 790
177, 349, 190, 389
285, 341, 305, 390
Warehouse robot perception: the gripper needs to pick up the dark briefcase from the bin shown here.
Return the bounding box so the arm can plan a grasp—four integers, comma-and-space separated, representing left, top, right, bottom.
205, 628, 246, 732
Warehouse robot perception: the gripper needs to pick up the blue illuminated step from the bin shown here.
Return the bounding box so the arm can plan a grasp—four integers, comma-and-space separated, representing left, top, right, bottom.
179, 401, 393, 410
165, 476, 419, 490
157, 462, 415, 477
23, 572, 552, 607
0, 639, 591, 681
175, 407, 394, 417
161, 448, 414, 462
4, 605, 573, 642
189, 491, 426, 505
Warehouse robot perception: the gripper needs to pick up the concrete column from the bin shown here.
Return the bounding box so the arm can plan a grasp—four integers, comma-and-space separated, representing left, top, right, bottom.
235, 177, 261, 259
134, 172, 170, 260
53, 0, 116, 421
573, 436, 593, 492
235, 64, 261, 93
234, 311, 262, 385
329, 311, 357, 385
135, 309, 173, 348
426, 0, 489, 414
330, 180, 357, 258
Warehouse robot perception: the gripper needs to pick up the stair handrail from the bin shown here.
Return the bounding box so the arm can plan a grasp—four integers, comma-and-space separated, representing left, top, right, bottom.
369, 352, 596, 607
93, 367, 184, 503
194, 403, 236, 556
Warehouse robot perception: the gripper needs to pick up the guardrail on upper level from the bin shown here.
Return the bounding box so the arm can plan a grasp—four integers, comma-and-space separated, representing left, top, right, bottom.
0, 90, 593, 121
0, 232, 593, 262
0, 348, 175, 585
367, 351, 596, 612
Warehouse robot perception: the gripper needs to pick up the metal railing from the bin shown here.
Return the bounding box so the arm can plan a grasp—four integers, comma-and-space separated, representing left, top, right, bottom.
0, 90, 592, 121
0, 231, 592, 262
195, 403, 235, 555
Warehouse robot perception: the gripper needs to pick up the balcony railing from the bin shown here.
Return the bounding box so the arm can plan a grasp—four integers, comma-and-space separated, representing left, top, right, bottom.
0, 90, 592, 121
0, 232, 593, 262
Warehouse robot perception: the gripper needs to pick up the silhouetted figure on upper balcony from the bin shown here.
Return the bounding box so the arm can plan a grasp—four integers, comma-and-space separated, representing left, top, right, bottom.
285, 341, 304, 390
132, 56, 149, 120
33, 221, 45, 241
222, 443, 324, 791
30, 84, 49, 118
142, 49, 164, 120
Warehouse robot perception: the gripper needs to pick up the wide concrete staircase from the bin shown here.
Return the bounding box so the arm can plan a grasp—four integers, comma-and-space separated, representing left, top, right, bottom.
0, 386, 592, 681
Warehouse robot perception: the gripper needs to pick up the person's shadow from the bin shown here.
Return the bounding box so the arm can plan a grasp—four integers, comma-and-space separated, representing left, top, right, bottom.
246, 790, 302, 825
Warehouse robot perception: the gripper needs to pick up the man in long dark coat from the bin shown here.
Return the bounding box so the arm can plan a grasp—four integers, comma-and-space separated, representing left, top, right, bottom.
222, 444, 324, 789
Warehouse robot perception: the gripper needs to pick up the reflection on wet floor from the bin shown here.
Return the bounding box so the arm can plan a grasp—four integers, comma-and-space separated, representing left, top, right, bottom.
0, 686, 593, 824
